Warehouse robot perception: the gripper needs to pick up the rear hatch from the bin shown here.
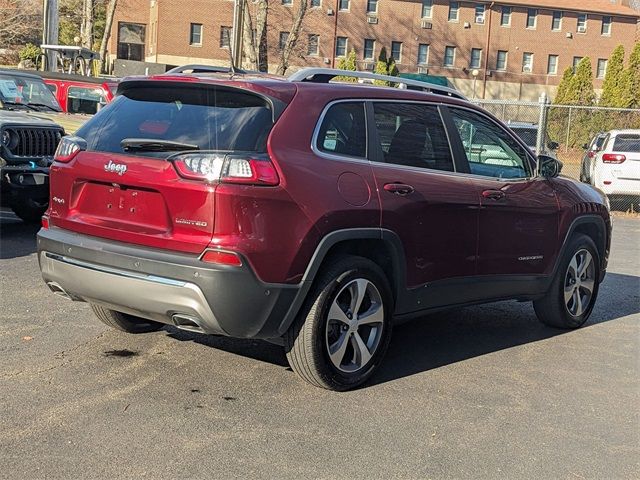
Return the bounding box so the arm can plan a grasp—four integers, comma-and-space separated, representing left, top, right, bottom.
610, 133, 640, 181
48, 78, 287, 254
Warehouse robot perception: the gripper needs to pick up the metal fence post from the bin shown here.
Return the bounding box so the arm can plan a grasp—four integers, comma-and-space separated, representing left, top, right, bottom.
565, 107, 573, 153
536, 92, 549, 155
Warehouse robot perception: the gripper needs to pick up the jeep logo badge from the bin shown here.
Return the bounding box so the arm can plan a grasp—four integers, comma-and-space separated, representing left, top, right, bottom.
104, 160, 127, 176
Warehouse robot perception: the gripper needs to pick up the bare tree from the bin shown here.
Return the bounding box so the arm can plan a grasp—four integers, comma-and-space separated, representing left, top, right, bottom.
98, 0, 117, 73
80, 0, 94, 49
242, 0, 269, 72
275, 0, 307, 75
0, 0, 42, 47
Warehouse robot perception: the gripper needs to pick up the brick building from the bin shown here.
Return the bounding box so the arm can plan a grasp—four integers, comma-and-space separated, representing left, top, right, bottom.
107, 0, 640, 100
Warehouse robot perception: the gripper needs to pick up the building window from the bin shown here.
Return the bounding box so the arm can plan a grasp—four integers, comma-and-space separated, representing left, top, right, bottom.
282, 0, 292, 5
448, 2, 459, 22
500, 6, 511, 26
366, 0, 377, 14
526, 9, 537, 29
308, 34, 319, 56
391, 41, 402, 62
444, 46, 456, 67
601, 16, 612, 35
310, 0, 321, 6
421, 0, 433, 18
552, 11, 562, 31
475, 4, 485, 24
597, 58, 608, 78
573, 56, 583, 72
117, 22, 146, 61
364, 39, 375, 60
522, 52, 533, 73
470, 48, 482, 68
339, 0, 349, 11
279, 31, 289, 51
189, 23, 202, 45
547, 55, 558, 75
418, 43, 429, 65
220, 26, 231, 48
577, 13, 587, 33
336, 36, 347, 56
496, 50, 507, 70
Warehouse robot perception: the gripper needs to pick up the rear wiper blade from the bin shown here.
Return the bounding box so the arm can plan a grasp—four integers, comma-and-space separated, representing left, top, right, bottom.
121, 138, 199, 152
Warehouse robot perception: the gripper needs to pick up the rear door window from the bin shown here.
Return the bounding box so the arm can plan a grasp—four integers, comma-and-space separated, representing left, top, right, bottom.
67, 86, 107, 115
612, 134, 640, 152
316, 102, 367, 158
76, 84, 274, 157
372, 102, 454, 172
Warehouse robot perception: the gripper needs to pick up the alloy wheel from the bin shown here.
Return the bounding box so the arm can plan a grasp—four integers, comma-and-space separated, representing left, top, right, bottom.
325, 278, 385, 373
564, 249, 596, 317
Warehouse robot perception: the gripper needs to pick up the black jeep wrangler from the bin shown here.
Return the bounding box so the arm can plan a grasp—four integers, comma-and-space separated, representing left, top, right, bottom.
0, 70, 64, 222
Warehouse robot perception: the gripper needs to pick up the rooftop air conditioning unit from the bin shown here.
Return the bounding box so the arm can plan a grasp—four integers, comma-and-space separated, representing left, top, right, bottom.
577, 25, 586, 33
367, 15, 378, 24
476, 16, 485, 24
421, 20, 433, 29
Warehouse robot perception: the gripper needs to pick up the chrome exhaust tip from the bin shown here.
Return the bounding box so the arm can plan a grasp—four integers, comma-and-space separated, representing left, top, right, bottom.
47, 282, 72, 300
172, 314, 206, 333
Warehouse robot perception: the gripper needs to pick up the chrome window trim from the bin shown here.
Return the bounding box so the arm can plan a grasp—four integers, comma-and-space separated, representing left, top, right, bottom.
311, 98, 538, 182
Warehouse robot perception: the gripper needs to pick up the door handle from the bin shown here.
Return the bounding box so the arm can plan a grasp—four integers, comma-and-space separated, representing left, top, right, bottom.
384, 183, 415, 196
482, 189, 506, 200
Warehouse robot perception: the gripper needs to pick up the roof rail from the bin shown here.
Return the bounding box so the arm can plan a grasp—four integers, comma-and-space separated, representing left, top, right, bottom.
288, 68, 467, 100
166, 64, 252, 75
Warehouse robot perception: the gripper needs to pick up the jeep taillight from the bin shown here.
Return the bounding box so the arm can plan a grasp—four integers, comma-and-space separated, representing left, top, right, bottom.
602, 153, 626, 164
170, 152, 279, 186
54, 136, 86, 163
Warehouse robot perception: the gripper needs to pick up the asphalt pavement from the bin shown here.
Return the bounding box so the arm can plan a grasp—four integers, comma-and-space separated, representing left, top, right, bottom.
0, 210, 638, 479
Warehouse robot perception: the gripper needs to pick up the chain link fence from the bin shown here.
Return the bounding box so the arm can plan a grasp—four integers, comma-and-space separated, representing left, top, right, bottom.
473, 98, 640, 212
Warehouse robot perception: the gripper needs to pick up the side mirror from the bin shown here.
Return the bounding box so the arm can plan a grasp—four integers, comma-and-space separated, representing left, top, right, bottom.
547, 141, 559, 151
539, 155, 563, 178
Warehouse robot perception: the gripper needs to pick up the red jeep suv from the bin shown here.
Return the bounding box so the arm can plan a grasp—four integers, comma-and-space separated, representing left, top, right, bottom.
38, 69, 612, 390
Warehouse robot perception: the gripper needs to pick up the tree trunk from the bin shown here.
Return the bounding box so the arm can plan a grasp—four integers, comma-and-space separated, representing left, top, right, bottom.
254, 0, 269, 72
81, 0, 94, 50
99, 0, 118, 74
242, 0, 257, 69
275, 0, 307, 75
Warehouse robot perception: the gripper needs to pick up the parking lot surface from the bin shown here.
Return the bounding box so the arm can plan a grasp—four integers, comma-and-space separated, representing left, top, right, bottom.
0, 211, 638, 479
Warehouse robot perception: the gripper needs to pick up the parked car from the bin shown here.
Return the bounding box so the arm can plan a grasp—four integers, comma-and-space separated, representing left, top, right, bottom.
507, 122, 559, 159
590, 129, 640, 197
38, 68, 612, 390
580, 133, 607, 184
38, 71, 118, 115
0, 70, 65, 222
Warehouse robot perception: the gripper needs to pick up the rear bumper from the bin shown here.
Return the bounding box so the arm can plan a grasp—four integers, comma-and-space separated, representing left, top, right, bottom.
37, 227, 299, 339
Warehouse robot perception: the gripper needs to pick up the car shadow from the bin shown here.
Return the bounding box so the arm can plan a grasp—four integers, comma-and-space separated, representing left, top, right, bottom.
162, 271, 640, 388
0, 211, 40, 259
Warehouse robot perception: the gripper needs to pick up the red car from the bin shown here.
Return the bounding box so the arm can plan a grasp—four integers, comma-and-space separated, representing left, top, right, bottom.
38, 68, 611, 390
37, 72, 118, 115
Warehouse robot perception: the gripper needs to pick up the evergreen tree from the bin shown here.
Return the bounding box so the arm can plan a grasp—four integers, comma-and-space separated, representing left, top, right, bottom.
566, 57, 596, 106
620, 42, 640, 108
336, 48, 357, 82
599, 45, 626, 107
553, 67, 574, 104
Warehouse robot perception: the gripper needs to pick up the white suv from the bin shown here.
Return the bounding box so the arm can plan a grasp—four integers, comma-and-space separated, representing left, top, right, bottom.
592, 129, 640, 197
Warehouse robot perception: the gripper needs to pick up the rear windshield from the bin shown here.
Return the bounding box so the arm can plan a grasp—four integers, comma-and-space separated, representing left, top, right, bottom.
76, 84, 274, 156
510, 127, 537, 147
612, 134, 640, 153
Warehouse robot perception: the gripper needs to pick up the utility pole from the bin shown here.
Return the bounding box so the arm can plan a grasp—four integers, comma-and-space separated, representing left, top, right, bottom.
42, 0, 59, 71
231, 0, 245, 68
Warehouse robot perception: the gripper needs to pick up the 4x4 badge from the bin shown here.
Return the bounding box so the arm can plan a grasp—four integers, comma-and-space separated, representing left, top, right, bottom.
104, 160, 127, 176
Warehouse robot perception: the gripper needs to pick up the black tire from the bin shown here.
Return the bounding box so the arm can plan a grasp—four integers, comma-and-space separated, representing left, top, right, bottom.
91, 304, 164, 334
534, 234, 600, 329
284, 255, 393, 391
11, 199, 47, 224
